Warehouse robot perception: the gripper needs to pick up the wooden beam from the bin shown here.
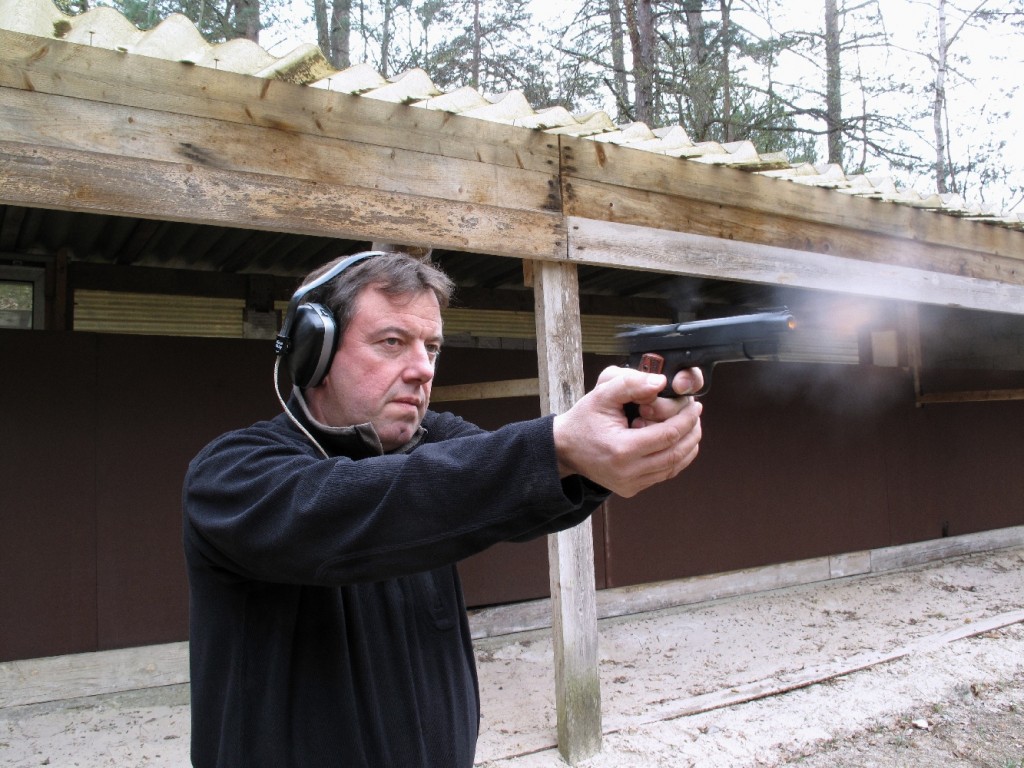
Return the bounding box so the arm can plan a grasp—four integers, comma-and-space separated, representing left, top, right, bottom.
430, 378, 539, 402
565, 174, 1024, 285
0, 140, 565, 260
532, 259, 602, 763
567, 217, 1024, 316
0, 30, 561, 178
560, 135, 1024, 280
899, 303, 923, 397
0, 86, 557, 217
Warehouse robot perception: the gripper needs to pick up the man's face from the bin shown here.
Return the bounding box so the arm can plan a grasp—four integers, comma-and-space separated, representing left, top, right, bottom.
307, 284, 443, 451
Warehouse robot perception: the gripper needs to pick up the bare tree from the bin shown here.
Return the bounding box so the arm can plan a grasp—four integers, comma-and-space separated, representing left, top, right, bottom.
931, 0, 953, 192
925, 0, 996, 196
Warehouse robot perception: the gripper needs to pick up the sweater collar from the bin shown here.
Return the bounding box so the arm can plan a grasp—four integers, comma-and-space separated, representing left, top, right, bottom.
286, 388, 425, 458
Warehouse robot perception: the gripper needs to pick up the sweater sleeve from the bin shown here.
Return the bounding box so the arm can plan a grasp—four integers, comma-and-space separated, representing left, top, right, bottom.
183, 411, 607, 585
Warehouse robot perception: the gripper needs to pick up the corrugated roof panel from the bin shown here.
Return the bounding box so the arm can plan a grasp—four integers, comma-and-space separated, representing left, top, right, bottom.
416, 86, 491, 113
309, 61, 387, 93
513, 106, 579, 131
74, 290, 244, 337
460, 91, 535, 125
543, 110, 618, 137
359, 68, 442, 103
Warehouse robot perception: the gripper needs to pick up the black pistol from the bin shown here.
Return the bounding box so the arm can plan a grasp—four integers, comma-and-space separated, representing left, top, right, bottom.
618, 308, 797, 398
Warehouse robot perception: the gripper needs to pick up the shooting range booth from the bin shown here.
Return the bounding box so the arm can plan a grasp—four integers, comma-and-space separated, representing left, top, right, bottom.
3, 1, 1024, 762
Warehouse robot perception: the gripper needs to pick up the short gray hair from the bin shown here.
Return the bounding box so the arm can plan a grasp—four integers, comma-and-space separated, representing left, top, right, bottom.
301, 251, 455, 337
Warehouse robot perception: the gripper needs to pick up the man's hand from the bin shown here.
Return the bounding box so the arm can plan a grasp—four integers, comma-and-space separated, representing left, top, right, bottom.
552, 367, 703, 498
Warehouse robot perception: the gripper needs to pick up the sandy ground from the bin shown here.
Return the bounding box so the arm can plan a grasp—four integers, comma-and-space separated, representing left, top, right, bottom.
2, 546, 1023, 767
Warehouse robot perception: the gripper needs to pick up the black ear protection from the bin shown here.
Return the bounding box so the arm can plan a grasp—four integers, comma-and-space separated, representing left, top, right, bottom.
274, 251, 386, 389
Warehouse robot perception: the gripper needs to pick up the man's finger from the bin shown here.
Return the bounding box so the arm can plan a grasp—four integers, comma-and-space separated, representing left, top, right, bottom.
672, 367, 704, 396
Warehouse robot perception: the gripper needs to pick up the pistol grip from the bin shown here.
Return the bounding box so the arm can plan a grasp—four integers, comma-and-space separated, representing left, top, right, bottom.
639, 353, 665, 374
624, 402, 641, 425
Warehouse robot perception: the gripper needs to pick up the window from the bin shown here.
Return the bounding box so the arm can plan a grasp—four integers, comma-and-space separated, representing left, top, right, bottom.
0, 265, 45, 330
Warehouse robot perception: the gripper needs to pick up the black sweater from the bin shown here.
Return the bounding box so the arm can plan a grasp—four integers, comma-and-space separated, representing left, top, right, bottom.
183, 401, 607, 768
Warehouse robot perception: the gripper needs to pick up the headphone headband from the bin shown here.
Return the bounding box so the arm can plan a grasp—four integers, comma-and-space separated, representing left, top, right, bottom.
274, 251, 386, 357
274, 250, 388, 389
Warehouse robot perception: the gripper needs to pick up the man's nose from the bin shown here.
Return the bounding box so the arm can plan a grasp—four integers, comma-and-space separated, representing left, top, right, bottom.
404, 344, 436, 381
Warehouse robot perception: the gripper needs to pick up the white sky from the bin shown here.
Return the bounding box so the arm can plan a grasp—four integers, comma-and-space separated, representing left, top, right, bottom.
761, 1, 1022, 210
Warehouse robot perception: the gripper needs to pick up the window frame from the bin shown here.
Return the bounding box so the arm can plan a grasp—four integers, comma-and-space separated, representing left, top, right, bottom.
0, 263, 46, 330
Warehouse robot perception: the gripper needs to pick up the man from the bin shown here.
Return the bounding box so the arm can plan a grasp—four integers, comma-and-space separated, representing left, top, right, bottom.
183, 251, 703, 767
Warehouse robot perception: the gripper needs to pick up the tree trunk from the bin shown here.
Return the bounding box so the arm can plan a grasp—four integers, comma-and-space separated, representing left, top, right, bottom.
471, 0, 482, 88
624, 0, 656, 124
314, 0, 329, 61
932, 0, 949, 193
230, 0, 260, 42
683, 0, 712, 138
720, 0, 733, 141
380, 0, 393, 78
331, 0, 351, 69
608, 0, 631, 122
824, 0, 843, 163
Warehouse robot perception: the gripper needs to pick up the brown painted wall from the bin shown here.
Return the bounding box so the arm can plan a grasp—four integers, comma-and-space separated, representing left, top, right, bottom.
603, 361, 1024, 585
2, 333, 1023, 662
0, 331, 280, 661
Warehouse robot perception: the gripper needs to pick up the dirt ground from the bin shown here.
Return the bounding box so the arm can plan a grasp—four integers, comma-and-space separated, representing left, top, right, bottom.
2, 546, 1023, 767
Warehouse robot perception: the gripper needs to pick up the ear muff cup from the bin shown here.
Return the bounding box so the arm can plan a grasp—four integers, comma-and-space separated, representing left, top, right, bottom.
287, 303, 338, 390
275, 250, 386, 390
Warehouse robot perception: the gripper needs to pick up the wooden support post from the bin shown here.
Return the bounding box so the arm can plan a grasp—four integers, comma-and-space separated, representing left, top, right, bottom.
530, 259, 602, 763
899, 303, 923, 399
51, 247, 72, 331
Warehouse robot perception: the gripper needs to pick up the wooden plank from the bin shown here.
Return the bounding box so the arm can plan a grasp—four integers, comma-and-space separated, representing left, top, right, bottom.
567, 216, 1024, 316
468, 524, 1024, 640
595, 557, 833, 621
560, 135, 1024, 265
0, 140, 566, 260
0, 641, 189, 708
0, 29, 561, 177
829, 550, 872, 578
871, 526, 1024, 572
532, 259, 602, 763
69, 261, 297, 299
0, 87, 557, 214
900, 303, 923, 396
429, 378, 539, 402
916, 389, 1024, 404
